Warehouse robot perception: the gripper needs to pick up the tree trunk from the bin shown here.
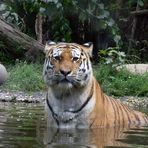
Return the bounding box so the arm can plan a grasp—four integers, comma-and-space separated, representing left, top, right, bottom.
35, 13, 43, 44
0, 18, 44, 62
128, 3, 140, 55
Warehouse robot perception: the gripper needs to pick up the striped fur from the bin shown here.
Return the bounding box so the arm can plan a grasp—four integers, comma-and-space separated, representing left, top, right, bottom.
43, 42, 148, 129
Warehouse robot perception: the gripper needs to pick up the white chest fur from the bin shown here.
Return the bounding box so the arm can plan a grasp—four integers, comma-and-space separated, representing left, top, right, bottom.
46, 85, 95, 129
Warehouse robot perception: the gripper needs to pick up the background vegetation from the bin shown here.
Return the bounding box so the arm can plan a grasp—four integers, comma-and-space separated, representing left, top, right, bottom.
4, 62, 45, 92
0, 0, 148, 96
0, 0, 148, 64
2, 62, 148, 97
94, 65, 148, 96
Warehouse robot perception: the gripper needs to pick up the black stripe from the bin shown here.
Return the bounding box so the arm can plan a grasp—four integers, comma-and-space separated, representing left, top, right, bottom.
109, 97, 116, 126
112, 99, 120, 126
46, 93, 59, 126
144, 116, 148, 124
120, 103, 132, 127
86, 59, 89, 70
118, 103, 125, 128
65, 83, 94, 113
133, 112, 141, 125
68, 92, 93, 113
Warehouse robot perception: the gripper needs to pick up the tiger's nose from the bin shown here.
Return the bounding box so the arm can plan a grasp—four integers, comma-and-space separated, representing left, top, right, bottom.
60, 70, 71, 76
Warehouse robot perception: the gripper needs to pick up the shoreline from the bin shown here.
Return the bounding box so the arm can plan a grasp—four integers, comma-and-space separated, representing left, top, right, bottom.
0, 89, 147, 111
0, 89, 45, 103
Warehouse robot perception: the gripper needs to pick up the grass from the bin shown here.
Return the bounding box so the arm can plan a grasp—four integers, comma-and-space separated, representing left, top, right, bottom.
94, 65, 148, 97
2, 62, 148, 96
3, 62, 45, 92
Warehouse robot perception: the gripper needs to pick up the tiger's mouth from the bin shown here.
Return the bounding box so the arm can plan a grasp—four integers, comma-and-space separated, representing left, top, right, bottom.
57, 77, 74, 89
60, 78, 71, 83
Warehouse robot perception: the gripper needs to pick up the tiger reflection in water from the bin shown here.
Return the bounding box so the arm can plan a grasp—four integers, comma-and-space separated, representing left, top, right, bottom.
43, 125, 145, 147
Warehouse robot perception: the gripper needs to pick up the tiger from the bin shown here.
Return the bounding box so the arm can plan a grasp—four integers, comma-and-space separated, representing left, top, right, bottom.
43, 41, 148, 129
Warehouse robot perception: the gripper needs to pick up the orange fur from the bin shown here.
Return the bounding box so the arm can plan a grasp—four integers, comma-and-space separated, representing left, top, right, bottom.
89, 78, 148, 128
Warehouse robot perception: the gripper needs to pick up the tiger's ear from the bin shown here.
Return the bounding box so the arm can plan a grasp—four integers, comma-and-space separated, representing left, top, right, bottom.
83, 42, 93, 57
44, 41, 56, 54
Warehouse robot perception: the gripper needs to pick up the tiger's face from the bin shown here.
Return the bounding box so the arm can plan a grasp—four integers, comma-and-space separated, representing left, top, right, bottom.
43, 42, 93, 89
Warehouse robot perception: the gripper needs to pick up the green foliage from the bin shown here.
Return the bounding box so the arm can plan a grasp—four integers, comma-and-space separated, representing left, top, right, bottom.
128, 0, 147, 7
1, 0, 147, 63
0, 41, 14, 64
74, 0, 122, 46
94, 65, 148, 97
0, 0, 121, 44
4, 62, 45, 92
127, 40, 148, 63
52, 16, 72, 42
0, 2, 24, 30
0, 0, 43, 34
99, 47, 126, 67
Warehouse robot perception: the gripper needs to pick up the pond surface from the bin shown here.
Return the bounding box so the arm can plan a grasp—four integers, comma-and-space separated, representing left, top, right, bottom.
0, 102, 148, 148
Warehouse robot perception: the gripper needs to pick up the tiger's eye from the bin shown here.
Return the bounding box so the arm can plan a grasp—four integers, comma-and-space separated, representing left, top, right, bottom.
54, 56, 60, 61
73, 57, 79, 62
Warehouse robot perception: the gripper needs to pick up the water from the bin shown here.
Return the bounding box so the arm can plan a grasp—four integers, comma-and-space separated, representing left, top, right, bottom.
0, 102, 148, 148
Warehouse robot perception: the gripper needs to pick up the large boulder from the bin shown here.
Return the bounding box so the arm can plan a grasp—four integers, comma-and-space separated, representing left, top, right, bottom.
0, 64, 8, 85
117, 64, 148, 74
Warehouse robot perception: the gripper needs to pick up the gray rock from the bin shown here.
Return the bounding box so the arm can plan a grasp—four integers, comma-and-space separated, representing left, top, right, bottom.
117, 64, 148, 74
0, 89, 45, 103
0, 64, 8, 85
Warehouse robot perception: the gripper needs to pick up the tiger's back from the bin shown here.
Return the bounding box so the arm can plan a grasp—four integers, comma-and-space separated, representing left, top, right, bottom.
89, 78, 148, 128
43, 41, 148, 129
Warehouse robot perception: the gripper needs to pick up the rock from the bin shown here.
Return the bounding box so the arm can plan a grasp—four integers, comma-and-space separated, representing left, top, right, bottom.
117, 64, 148, 74
0, 64, 8, 85
0, 89, 45, 103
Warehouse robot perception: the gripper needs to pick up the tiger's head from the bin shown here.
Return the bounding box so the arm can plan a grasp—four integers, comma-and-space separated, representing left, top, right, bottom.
43, 41, 93, 89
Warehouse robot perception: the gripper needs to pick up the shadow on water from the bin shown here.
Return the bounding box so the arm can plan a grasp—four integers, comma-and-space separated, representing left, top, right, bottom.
0, 102, 148, 148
